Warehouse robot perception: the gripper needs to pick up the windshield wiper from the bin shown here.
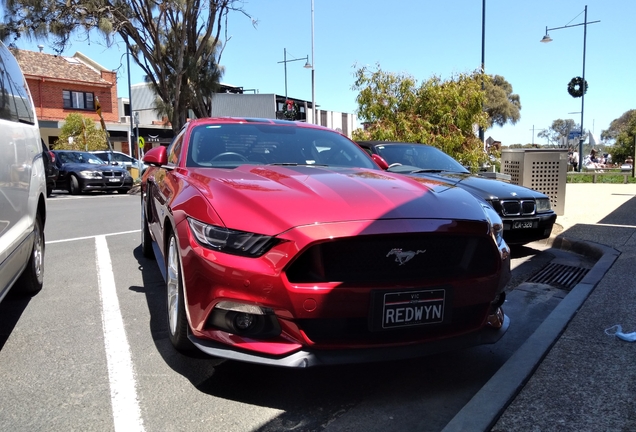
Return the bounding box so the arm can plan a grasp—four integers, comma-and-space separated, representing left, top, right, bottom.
410, 169, 445, 173
267, 163, 328, 167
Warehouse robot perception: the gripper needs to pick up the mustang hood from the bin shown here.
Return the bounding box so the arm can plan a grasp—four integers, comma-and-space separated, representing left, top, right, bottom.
185, 165, 489, 235
411, 172, 546, 200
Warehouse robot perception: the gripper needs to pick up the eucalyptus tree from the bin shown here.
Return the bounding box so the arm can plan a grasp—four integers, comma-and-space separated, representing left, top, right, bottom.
537, 119, 582, 147
602, 110, 636, 164
352, 64, 490, 171
484, 75, 521, 128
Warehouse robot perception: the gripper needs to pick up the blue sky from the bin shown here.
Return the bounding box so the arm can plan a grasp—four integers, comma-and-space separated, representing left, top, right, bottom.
9, 0, 635, 146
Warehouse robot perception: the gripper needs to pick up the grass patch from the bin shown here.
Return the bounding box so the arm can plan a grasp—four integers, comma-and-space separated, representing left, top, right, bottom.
567, 172, 636, 183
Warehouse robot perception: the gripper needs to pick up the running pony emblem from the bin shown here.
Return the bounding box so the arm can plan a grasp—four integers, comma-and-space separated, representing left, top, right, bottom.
386, 249, 426, 266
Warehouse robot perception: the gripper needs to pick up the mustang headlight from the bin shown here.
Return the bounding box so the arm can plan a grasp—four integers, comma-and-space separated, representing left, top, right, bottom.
187, 218, 279, 257
481, 203, 505, 247
79, 170, 102, 179
536, 198, 552, 213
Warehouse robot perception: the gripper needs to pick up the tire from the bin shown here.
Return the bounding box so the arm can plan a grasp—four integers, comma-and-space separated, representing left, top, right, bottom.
166, 233, 194, 351
46, 185, 53, 197
141, 201, 154, 258
15, 214, 45, 296
69, 175, 81, 195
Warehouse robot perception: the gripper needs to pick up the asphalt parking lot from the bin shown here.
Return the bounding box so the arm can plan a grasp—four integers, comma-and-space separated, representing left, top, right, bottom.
0, 190, 605, 431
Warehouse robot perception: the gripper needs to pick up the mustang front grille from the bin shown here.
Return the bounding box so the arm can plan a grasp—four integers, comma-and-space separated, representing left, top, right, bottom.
285, 233, 498, 284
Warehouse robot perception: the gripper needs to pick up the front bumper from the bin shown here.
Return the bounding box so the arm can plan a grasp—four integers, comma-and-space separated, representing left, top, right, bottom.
174, 217, 511, 365
80, 176, 133, 192
502, 212, 557, 245
188, 312, 509, 368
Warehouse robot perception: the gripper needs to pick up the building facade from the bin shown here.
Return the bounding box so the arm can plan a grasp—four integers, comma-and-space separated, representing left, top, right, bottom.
13, 47, 358, 160
11, 48, 134, 153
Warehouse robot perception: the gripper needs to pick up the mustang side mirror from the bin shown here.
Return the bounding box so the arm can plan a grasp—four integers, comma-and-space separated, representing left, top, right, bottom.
143, 146, 168, 166
372, 154, 389, 170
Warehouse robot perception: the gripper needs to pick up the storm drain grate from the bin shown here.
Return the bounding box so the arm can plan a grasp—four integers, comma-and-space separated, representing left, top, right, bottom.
526, 263, 590, 291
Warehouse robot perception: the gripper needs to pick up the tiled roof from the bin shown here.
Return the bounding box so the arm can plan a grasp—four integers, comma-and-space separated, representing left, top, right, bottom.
10, 48, 112, 85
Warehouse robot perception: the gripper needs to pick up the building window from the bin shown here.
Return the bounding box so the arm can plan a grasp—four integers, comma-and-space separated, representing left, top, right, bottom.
63, 90, 95, 110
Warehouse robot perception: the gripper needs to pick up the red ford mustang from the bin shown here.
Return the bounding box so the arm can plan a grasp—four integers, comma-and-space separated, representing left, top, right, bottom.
140, 118, 511, 367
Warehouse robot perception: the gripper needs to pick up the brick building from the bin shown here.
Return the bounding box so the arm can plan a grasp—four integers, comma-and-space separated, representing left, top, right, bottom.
10, 47, 132, 153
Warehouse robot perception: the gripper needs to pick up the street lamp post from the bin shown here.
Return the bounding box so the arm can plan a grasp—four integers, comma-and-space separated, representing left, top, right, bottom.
310, 0, 315, 124
126, 44, 134, 159
479, 0, 485, 145
277, 48, 311, 101
134, 112, 140, 158
541, 5, 600, 172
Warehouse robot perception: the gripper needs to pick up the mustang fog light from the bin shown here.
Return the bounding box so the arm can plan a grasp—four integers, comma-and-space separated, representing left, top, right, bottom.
207, 301, 282, 338
234, 313, 255, 330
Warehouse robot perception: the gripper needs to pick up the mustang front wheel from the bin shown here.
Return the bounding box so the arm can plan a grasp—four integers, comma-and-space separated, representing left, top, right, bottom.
166, 233, 193, 351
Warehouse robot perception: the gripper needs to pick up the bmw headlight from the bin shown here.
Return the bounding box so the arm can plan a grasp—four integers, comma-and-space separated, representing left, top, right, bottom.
536, 198, 552, 213
187, 218, 279, 257
79, 170, 102, 179
480, 203, 505, 247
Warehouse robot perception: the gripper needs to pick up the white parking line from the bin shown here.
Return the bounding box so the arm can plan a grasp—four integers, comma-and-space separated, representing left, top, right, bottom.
47, 230, 140, 245
95, 235, 145, 432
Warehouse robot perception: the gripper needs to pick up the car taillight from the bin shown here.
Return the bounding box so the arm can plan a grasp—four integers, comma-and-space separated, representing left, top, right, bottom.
49, 151, 56, 163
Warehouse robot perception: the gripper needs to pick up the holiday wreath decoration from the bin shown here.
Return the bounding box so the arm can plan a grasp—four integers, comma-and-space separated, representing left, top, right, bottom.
567, 76, 588, 98
283, 99, 297, 120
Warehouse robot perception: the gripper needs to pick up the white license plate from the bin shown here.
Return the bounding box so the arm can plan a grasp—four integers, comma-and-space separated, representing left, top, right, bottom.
513, 220, 534, 229
382, 289, 445, 329
108, 178, 121, 182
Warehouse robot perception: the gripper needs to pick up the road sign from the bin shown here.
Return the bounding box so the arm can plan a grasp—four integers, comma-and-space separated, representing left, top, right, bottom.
138, 137, 145, 149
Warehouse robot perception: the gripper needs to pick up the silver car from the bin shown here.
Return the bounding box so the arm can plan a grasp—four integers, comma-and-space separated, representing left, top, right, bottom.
0, 41, 47, 303
91, 150, 146, 174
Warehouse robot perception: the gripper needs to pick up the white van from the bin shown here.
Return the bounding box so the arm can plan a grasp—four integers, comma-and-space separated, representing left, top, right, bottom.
0, 41, 47, 303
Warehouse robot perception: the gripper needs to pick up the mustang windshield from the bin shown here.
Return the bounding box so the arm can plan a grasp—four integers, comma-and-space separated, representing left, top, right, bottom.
186, 124, 378, 170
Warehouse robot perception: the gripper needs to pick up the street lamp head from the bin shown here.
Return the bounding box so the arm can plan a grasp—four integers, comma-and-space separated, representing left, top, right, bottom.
540, 26, 552, 43
304, 59, 312, 69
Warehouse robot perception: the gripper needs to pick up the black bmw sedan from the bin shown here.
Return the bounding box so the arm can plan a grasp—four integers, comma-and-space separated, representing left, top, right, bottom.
357, 141, 557, 245
51, 150, 133, 195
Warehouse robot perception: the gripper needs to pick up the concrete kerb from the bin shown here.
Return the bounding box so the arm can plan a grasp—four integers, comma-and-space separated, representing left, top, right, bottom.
442, 234, 620, 432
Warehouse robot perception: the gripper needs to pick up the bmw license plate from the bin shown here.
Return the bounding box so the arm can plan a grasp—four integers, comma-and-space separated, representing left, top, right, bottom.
512, 220, 534, 229
381, 289, 445, 329
108, 178, 121, 183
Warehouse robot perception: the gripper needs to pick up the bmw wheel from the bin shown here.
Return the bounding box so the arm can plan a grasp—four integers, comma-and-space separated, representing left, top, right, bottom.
166, 232, 193, 351
69, 175, 81, 195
